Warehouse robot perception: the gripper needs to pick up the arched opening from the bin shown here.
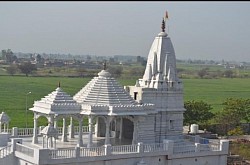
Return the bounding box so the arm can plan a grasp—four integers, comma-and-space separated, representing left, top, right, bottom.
96, 117, 106, 137
37, 115, 48, 128
122, 118, 134, 139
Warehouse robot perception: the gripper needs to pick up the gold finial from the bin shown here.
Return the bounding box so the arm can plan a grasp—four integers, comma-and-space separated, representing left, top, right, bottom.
161, 17, 165, 32
103, 60, 107, 70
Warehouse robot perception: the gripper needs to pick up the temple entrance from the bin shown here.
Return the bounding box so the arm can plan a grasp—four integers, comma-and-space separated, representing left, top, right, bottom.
122, 118, 134, 139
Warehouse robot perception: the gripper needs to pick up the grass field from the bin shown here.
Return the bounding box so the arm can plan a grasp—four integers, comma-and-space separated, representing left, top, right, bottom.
183, 78, 250, 112
0, 76, 249, 127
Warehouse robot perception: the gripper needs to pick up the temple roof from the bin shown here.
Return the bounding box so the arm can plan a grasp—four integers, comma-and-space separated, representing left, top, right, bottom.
74, 70, 156, 116
74, 70, 138, 106
29, 85, 81, 115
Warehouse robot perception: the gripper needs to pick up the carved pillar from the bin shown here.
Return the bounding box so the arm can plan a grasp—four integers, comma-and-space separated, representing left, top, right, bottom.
54, 116, 58, 129
54, 137, 56, 149
77, 116, 83, 147
95, 117, 99, 137
132, 118, 138, 144
32, 113, 38, 144
119, 117, 123, 139
3, 123, 6, 132
61, 118, 68, 142
87, 115, 93, 147
69, 117, 74, 139
42, 136, 45, 148
105, 117, 112, 145
49, 136, 53, 148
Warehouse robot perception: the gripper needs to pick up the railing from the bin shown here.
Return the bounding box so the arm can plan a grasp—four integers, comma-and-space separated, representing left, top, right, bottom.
183, 134, 196, 142
6, 129, 12, 134
0, 145, 12, 158
50, 148, 76, 159
74, 126, 89, 134
111, 144, 137, 154
200, 144, 211, 152
182, 134, 221, 151
80, 147, 105, 157
7, 126, 90, 137
25, 137, 225, 161
57, 127, 63, 134
16, 143, 34, 157
173, 145, 196, 154
144, 143, 166, 152
207, 140, 220, 151
17, 128, 34, 136
48, 143, 166, 159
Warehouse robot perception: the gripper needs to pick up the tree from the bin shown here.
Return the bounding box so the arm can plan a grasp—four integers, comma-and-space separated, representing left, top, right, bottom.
6, 64, 18, 75
214, 98, 250, 134
18, 62, 37, 76
1, 49, 16, 63
197, 68, 209, 78
36, 54, 42, 63
77, 68, 87, 77
128, 67, 144, 77
184, 100, 214, 132
223, 70, 234, 78
107, 66, 123, 78
227, 126, 244, 136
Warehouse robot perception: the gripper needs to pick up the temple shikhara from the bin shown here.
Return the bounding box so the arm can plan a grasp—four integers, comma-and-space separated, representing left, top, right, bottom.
0, 12, 229, 165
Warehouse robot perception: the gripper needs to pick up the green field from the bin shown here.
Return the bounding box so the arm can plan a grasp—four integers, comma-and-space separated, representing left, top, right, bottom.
0, 76, 249, 127
183, 78, 250, 112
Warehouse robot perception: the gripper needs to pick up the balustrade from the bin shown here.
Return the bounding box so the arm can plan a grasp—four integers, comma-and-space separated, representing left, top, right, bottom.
144, 143, 165, 152
80, 147, 105, 157
111, 144, 137, 154
0, 145, 12, 158
49, 148, 76, 159
16, 143, 34, 157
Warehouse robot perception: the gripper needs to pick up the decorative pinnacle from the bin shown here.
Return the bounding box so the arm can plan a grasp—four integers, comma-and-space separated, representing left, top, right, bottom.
58, 81, 61, 88
161, 17, 165, 32
103, 60, 107, 70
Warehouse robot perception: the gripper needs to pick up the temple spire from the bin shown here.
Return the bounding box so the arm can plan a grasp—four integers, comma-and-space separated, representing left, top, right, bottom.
161, 10, 169, 33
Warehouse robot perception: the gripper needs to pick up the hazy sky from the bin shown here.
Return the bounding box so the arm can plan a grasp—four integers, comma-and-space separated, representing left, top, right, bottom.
1, 1, 250, 62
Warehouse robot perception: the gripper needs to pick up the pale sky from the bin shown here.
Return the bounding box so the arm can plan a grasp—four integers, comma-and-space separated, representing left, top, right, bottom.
1, 1, 250, 62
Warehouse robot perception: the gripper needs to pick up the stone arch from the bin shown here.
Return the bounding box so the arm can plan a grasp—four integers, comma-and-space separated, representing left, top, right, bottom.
96, 116, 107, 137
36, 114, 49, 128
121, 116, 134, 140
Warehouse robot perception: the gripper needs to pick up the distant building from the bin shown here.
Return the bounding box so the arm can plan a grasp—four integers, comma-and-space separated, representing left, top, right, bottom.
114, 55, 138, 63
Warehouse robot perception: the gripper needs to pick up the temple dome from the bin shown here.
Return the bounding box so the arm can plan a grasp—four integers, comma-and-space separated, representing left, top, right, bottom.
73, 70, 138, 106
30, 84, 81, 115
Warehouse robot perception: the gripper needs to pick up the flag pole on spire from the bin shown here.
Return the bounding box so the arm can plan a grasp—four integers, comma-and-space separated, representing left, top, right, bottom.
164, 10, 168, 22
164, 10, 169, 34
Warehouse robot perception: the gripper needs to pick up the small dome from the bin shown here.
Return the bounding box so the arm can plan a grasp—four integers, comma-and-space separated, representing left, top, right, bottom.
158, 32, 167, 37
98, 70, 111, 77
30, 85, 81, 115
0, 112, 10, 124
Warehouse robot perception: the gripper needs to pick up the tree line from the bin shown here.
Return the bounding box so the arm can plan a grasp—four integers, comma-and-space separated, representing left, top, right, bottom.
184, 98, 250, 136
